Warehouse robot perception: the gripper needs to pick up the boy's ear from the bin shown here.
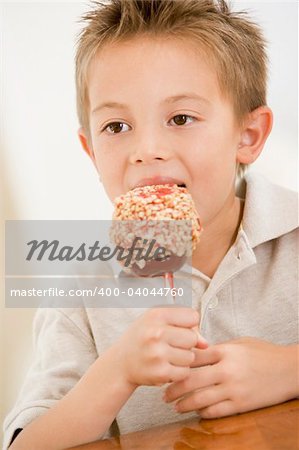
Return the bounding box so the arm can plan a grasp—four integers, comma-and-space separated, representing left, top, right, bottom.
236, 106, 273, 164
78, 127, 97, 167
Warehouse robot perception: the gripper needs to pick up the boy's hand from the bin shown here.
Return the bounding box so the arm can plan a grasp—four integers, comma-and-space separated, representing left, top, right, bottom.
163, 337, 299, 418
116, 307, 208, 388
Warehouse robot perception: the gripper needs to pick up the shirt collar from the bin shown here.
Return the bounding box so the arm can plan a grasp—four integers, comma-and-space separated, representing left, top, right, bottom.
240, 171, 298, 248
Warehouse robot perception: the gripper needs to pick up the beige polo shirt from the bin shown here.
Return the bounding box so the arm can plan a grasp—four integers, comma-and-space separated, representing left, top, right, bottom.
3, 172, 298, 449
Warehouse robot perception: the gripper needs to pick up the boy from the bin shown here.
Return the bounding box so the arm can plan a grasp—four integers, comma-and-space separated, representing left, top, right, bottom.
4, 0, 298, 448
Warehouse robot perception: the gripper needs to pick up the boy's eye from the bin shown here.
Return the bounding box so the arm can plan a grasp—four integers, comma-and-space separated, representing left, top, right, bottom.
103, 122, 130, 134
169, 115, 196, 126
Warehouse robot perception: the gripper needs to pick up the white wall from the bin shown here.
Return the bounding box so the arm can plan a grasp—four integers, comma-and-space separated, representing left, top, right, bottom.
238, 1, 298, 190
1, 1, 298, 444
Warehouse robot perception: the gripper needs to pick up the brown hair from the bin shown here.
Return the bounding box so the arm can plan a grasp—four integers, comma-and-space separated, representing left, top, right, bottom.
76, 0, 269, 139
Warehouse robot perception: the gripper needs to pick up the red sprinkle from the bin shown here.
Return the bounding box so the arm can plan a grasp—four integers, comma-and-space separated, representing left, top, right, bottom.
155, 186, 174, 196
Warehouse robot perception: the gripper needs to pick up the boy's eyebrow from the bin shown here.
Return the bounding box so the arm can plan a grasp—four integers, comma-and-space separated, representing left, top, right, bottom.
164, 93, 210, 105
91, 93, 210, 115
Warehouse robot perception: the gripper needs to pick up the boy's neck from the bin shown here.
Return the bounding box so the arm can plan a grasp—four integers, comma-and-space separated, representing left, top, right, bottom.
192, 196, 244, 278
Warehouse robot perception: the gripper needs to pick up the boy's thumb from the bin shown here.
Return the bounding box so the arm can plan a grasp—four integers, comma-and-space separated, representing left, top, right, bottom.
193, 328, 209, 349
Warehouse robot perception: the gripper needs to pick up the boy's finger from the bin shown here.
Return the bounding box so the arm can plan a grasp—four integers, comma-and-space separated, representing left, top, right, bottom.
190, 347, 220, 368
161, 307, 200, 328
165, 326, 199, 349
192, 328, 209, 349
164, 365, 219, 403
168, 347, 196, 367
167, 365, 191, 383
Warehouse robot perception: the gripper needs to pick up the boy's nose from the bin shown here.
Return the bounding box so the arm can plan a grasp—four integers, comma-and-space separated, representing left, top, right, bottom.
129, 137, 172, 165
131, 153, 165, 164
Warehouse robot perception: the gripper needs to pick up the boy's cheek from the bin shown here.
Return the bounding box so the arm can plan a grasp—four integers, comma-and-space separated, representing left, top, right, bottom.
190, 179, 236, 220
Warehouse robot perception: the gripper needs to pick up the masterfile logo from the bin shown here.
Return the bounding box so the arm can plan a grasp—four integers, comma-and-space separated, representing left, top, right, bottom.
5, 220, 192, 309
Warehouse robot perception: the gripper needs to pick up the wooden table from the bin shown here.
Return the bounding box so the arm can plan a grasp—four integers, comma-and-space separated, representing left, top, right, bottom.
67, 399, 299, 450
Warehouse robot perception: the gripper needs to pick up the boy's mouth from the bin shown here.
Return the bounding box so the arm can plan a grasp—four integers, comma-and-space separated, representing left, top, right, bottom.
132, 176, 187, 190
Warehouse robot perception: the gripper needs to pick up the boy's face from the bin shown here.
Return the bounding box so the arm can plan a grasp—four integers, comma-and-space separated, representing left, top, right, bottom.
83, 37, 246, 226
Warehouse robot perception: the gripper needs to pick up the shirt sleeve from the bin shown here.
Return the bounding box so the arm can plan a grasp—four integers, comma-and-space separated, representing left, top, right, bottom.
2, 307, 102, 449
